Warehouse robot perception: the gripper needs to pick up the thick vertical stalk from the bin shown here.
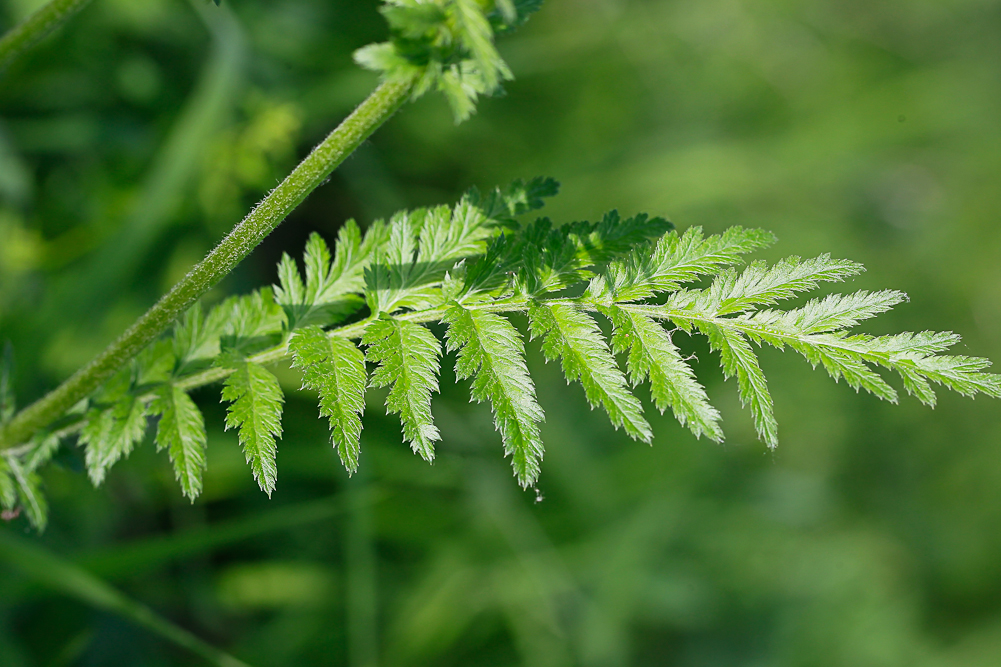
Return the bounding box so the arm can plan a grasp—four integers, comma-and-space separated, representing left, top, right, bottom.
0, 0, 94, 72
0, 77, 414, 450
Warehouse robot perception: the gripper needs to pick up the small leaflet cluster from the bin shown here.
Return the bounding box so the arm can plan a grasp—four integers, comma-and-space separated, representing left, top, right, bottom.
2, 177, 1000, 530
354, 0, 543, 121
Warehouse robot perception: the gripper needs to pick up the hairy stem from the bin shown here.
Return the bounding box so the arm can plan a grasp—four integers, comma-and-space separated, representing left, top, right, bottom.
0, 77, 414, 451
0, 0, 94, 73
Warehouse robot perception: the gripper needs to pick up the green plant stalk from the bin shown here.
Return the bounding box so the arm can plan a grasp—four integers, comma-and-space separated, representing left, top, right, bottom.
0, 77, 414, 451
0, 529, 253, 667
0, 0, 94, 72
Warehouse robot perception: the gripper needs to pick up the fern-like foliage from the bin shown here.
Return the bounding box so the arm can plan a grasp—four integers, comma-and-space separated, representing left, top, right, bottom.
290, 328, 366, 474
444, 304, 544, 486
354, 0, 543, 121
3, 176, 999, 529
363, 317, 442, 461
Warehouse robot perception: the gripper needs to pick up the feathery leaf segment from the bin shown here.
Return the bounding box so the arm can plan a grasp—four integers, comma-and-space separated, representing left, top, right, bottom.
355, 0, 543, 121
2, 177, 998, 528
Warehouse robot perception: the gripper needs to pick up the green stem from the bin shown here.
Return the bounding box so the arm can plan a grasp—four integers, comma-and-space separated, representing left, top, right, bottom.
0, 0, 93, 73
0, 77, 414, 451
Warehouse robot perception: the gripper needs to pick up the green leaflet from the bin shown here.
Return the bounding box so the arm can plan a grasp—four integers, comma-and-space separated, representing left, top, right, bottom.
224, 289, 285, 335
592, 226, 774, 302
529, 302, 651, 442
151, 384, 207, 501
173, 301, 231, 371
0, 455, 17, 512
453, 0, 508, 91
80, 396, 147, 486
24, 433, 61, 473
604, 305, 722, 442
290, 327, 367, 474
516, 213, 675, 297
744, 290, 907, 335
471, 175, 559, 224
364, 318, 441, 461
701, 323, 777, 448
2, 455, 47, 530
136, 339, 175, 387
221, 359, 284, 497
79, 365, 147, 486
275, 223, 381, 331
365, 195, 504, 314
690, 254, 864, 316
443, 304, 544, 487
354, 0, 541, 121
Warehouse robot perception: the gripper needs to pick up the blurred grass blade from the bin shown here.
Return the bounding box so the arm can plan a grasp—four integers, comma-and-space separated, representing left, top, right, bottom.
43, 0, 247, 320
1, 341, 13, 424
346, 469, 379, 667
0, 529, 253, 667
0, 0, 94, 74
79, 491, 383, 578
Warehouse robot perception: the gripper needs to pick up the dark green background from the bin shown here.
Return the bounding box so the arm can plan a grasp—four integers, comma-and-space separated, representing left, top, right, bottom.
2, 0, 1000, 665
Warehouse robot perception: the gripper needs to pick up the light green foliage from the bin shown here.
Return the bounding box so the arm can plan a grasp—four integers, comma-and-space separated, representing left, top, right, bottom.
217, 289, 286, 356
0, 455, 17, 513
529, 302, 650, 442
221, 357, 283, 497
151, 384, 207, 501
275, 224, 385, 331
364, 187, 519, 313
589, 226, 774, 302
1, 455, 47, 530
136, 339, 176, 386
80, 396, 147, 486
444, 304, 544, 487
6, 177, 999, 527
79, 367, 147, 485
172, 301, 231, 372
703, 322, 778, 447
354, 0, 543, 121
684, 254, 866, 316
23, 433, 61, 473
513, 212, 675, 297
364, 318, 442, 461
290, 327, 366, 474
602, 304, 722, 441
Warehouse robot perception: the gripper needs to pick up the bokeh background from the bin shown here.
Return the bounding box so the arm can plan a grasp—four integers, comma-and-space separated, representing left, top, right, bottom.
2, 0, 1001, 665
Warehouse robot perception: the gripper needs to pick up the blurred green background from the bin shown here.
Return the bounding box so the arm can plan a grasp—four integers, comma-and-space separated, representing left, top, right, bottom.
2, 0, 1001, 665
